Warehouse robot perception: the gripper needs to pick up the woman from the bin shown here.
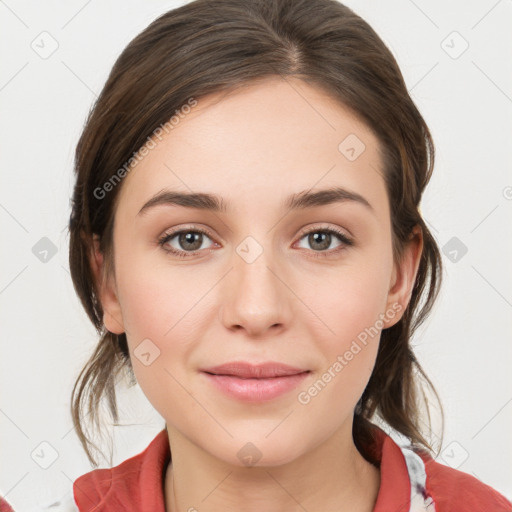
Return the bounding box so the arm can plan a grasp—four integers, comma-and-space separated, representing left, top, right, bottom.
67, 0, 511, 510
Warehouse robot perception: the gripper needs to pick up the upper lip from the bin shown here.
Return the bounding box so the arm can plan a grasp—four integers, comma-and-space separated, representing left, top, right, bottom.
201, 361, 310, 379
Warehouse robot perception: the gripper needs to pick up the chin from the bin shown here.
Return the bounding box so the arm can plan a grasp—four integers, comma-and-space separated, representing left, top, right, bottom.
206, 433, 308, 469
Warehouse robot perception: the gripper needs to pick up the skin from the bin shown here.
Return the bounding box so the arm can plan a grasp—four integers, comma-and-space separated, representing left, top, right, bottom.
90, 76, 423, 512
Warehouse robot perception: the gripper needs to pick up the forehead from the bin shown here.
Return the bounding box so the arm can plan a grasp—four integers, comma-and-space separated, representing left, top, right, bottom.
115, 77, 387, 219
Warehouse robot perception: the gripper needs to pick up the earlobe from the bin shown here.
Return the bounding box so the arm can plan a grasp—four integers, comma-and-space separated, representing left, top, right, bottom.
383, 226, 423, 329
89, 234, 125, 335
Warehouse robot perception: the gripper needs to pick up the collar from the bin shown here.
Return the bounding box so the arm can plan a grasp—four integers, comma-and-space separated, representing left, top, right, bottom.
73, 426, 434, 511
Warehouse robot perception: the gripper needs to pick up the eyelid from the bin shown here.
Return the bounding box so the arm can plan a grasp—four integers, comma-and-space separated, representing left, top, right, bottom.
157, 225, 218, 252
293, 224, 354, 254
159, 224, 216, 241
158, 223, 354, 257
296, 223, 352, 242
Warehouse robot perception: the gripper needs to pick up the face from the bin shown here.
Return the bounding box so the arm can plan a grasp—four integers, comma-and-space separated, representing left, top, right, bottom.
94, 76, 421, 467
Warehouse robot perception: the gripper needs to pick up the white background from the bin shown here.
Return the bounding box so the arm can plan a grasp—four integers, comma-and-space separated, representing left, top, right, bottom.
1, 0, 511, 510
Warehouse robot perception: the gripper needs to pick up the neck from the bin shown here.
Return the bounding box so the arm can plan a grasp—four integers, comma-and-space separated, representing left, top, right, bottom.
164, 421, 380, 512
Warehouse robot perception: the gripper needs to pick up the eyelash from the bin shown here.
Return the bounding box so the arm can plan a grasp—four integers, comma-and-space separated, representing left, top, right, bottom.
157, 225, 354, 259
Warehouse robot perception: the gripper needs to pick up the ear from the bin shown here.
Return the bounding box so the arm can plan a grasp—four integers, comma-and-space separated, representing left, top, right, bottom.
89, 234, 125, 335
383, 225, 423, 328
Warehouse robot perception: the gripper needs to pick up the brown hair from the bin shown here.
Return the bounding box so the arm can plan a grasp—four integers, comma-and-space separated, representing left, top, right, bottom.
68, 0, 443, 467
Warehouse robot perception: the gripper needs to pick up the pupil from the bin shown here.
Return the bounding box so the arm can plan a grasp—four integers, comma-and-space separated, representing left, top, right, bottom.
310, 232, 329, 250
181, 232, 202, 250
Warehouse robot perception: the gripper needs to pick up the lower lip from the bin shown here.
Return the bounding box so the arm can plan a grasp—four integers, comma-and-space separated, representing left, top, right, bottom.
202, 371, 310, 402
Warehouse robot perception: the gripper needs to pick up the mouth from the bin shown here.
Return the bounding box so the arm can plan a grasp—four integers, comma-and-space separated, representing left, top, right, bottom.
201, 361, 310, 379
200, 361, 311, 402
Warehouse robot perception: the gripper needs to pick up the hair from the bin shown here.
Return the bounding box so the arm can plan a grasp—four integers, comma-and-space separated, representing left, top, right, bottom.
68, 0, 444, 467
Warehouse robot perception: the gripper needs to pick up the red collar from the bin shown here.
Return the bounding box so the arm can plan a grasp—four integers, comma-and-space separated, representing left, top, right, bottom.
73, 426, 420, 511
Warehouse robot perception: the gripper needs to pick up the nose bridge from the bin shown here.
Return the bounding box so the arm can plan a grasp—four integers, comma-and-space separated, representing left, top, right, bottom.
219, 233, 292, 335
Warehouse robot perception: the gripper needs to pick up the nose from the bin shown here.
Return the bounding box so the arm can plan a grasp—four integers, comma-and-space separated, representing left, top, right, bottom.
219, 243, 293, 338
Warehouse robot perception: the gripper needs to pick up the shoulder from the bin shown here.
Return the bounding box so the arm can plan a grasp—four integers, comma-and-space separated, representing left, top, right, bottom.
418, 451, 512, 511
73, 464, 137, 511
357, 426, 511, 512
73, 466, 114, 508
73, 429, 170, 512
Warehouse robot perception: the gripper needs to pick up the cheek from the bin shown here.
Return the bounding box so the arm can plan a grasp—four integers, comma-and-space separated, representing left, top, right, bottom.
295, 249, 393, 403
115, 247, 213, 342
302, 247, 393, 345
114, 255, 216, 412
116, 278, 201, 425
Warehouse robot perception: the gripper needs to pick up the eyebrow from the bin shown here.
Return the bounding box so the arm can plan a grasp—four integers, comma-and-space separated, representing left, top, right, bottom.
137, 186, 374, 216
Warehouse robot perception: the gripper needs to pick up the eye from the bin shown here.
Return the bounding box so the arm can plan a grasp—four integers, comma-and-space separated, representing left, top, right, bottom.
158, 227, 217, 258
158, 225, 354, 259
295, 226, 354, 256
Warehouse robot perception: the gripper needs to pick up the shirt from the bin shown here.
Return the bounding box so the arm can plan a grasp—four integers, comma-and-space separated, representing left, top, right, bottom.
73, 427, 512, 512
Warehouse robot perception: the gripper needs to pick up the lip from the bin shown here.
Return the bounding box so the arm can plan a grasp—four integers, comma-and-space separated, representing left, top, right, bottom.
200, 361, 310, 402
201, 361, 309, 378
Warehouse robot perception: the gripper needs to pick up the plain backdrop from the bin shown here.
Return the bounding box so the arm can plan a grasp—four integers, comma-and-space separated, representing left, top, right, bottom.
1, 0, 511, 510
